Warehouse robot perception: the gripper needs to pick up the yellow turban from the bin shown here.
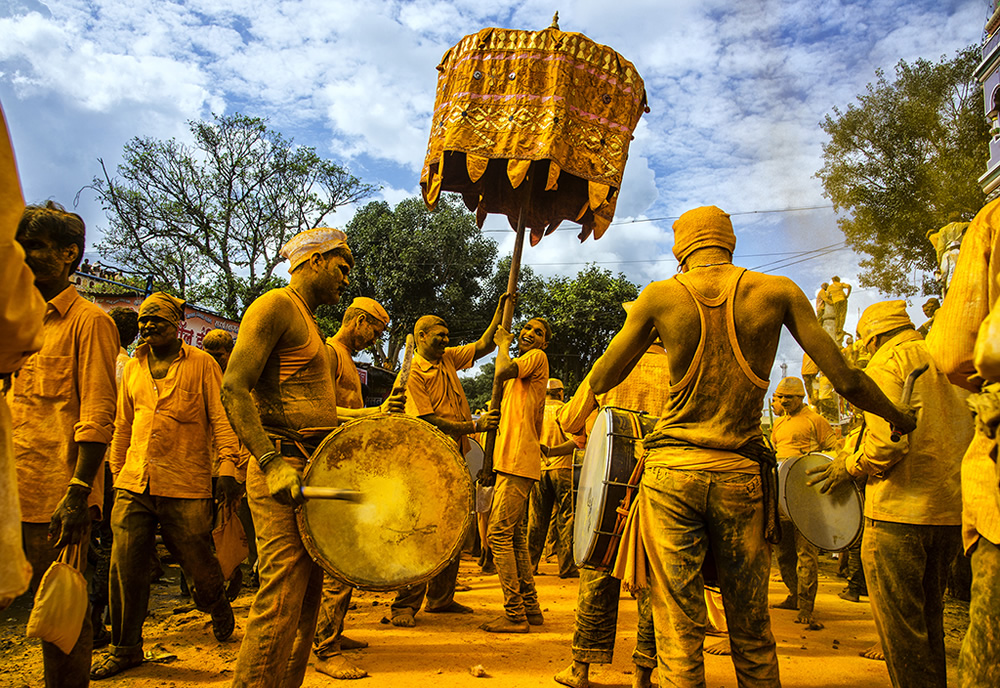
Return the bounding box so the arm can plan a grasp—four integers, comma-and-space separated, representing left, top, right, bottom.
857, 300, 913, 347
280, 227, 350, 271
672, 206, 736, 265
775, 377, 805, 396
349, 297, 389, 326
139, 292, 186, 326
547, 378, 564, 391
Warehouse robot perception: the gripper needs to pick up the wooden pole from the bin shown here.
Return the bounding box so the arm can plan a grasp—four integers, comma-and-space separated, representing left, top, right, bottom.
481, 203, 527, 481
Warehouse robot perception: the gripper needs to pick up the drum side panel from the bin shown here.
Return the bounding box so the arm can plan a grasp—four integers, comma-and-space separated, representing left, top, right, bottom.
300, 416, 473, 591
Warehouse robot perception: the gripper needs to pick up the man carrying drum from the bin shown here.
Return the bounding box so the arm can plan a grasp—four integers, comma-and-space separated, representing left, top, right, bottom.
312, 296, 393, 680
811, 300, 972, 688
222, 228, 402, 688
481, 317, 551, 633
388, 297, 506, 627
769, 376, 836, 628
588, 205, 916, 687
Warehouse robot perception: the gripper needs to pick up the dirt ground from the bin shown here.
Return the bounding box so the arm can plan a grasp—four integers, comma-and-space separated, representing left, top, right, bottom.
0, 551, 968, 687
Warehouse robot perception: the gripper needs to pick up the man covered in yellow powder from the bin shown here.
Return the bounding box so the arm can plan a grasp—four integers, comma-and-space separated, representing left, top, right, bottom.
587, 206, 915, 687
313, 296, 400, 679
769, 376, 836, 628
223, 228, 381, 688
811, 300, 972, 688
827, 275, 852, 342
390, 296, 506, 628
91, 293, 240, 680
480, 317, 551, 633
925, 197, 1000, 688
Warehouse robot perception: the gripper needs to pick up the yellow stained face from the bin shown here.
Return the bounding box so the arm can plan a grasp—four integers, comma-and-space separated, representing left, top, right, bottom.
421, 324, 449, 360
518, 319, 548, 353
138, 315, 177, 348
320, 254, 352, 304
204, 345, 230, 371
358, 314, 387, 351
774, 392, 804, 415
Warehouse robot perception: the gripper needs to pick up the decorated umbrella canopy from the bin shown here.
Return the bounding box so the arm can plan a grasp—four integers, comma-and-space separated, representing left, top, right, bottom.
420, 14, 648, 470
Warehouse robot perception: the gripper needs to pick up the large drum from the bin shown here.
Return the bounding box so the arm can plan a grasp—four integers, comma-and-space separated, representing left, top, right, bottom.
574, 407, 658, 570
778, 452, 863, 551
297, 415, 473, 591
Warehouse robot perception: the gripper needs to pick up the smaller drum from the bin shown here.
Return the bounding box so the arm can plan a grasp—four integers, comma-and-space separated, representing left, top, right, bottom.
465, 437, 485, 481
298, 415, 473, 591
574, 407, 658, 570
778, 452, 863, 551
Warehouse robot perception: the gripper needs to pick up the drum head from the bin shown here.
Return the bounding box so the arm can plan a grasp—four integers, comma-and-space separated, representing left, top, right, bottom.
298, 415, 473, 591
574, 408, 612, 565
465, 438, 484, 481
780, 452, 863, 551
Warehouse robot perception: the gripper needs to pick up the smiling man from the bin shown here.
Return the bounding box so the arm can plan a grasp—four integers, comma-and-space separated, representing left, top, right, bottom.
222, 228, 355, 688
91, 292, 240, 680
12, 202, 118, 688
481, 316, 551, 633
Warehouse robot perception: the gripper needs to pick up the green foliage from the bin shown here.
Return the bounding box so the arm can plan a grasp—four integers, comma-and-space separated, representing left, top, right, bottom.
816, 46, 988, 296
458, 362, 496, 414
318, 195, 499, 367
91, 113, 375, 318
516, 264, 640, 391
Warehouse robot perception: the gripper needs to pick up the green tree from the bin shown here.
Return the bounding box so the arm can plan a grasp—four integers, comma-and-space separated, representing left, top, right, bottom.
321, 195, 499, 368
816, 46, 988, 296
90, 112, 375, 318
458, 362, 496, 413
516, 264, 640, 390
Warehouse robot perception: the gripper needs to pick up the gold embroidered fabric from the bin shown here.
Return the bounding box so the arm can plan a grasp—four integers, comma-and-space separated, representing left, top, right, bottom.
420, 27, 648, 245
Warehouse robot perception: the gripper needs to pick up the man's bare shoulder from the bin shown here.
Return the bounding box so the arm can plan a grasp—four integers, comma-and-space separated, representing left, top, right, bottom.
241, 288, 295, 326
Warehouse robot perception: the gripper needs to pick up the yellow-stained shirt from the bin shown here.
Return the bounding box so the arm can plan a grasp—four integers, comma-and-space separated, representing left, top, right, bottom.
327, 337, 364, 410
12, 285, 118, 522
770, 405, 836, 460
111, 342, 240, 498
495, 348, 548, 480
406, 343, 476, 452
848, 329, 972, 526
540, 398, 572, 471
927, 197, 1000, 549
827, 281, 848, 303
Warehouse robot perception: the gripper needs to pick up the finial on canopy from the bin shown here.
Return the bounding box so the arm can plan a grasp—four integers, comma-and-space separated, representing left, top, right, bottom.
550, 11, 560, 30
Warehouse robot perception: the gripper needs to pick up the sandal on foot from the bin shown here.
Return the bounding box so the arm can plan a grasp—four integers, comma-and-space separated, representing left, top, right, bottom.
91, 653, 143, 680
212, 597, 235, 641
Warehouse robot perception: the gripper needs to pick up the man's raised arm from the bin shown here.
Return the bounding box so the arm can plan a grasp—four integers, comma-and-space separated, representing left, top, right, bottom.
591, 289, 658, 395
473, 293, 510, 361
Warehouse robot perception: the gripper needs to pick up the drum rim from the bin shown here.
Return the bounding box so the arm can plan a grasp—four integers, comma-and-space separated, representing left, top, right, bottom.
296, 414, 474, 592
779, 451, 864, 552
574, 407, 616, 566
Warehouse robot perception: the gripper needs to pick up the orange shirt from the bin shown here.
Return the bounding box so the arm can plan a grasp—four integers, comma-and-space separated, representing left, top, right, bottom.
406, 343, 476, 452
495, 348, 548, 480
540, 398, 572, 471
770, 405, 836, 460
12, 285, 118, 522
111, 342, 240, 498
327, 337, 364, 410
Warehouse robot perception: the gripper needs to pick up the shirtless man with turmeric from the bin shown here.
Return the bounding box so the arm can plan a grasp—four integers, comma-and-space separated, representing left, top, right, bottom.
587, 206, 916, 687
222, 228, 356, 688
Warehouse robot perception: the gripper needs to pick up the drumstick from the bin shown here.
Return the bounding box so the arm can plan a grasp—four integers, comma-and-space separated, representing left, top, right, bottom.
889, 363, 929, 442
396, 334, 415, 392
300, 487, 364, 502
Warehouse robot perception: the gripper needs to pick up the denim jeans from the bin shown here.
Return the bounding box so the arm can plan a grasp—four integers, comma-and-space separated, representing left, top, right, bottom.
312, 576, 353, 659
22, 522, 93, 688
960, 537, 1000, 688
774, 515, 818, 612
638, 467, 779, 688
862, 519, 959, 688
571, 566, 655, 667
108, 489, 225, 655
391, 553, 461, 617
528, 468, 577, 577
486, 473, 539, 622
231, 457, 325, 688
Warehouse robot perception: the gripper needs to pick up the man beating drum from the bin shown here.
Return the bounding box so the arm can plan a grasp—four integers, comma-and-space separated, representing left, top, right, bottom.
769, 376, 837, 629
388, 297, 507, 627
587, 206, 916, 687
221, 228, 403, 688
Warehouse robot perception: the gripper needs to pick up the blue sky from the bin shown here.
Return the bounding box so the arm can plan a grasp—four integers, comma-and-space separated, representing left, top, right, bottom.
0, 0, 989, 386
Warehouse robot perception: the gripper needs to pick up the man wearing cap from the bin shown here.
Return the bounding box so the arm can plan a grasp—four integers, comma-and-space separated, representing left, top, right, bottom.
587, 206, 915, 686
769, 376, 836, 628
91, 292, 241, 679
389, 297, 506, 627
312, 297, 395, 679
827, 276, 852, 343
481, 316, 551, 634
528, 378, 578, 579
223, 228, 373, 688
810, 300, 972, 688
12, 201, 117, 687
